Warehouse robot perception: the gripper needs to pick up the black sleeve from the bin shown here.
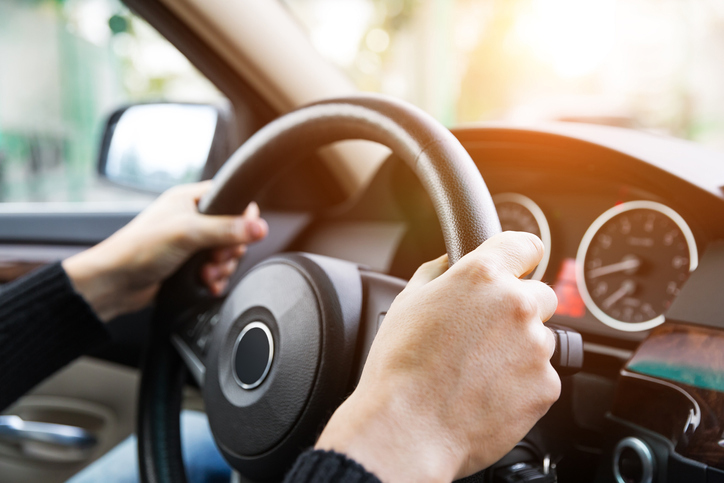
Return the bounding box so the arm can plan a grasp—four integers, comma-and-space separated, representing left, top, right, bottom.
0, 262, 110, 411
284, 450, 382, 483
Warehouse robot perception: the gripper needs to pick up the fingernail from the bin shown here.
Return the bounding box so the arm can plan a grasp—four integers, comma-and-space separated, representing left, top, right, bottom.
247, 201, 260, 218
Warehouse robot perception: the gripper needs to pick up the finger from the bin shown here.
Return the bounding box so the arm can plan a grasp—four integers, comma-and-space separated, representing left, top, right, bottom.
210, 245, 245, 263
201, 263, 218, 286
191, 214, 268, 249
405, 254, 449, 292
536, 321, 558, 360
168, 180, 214, 201
210, 247, 233, 264
232, 244, 247, 258
243, 201, 260, 220
209, 279, 228, 297
465, 231, 544, 280
217, 258, 239, 279
202, 258, 239, 284
521, 279, 558, 322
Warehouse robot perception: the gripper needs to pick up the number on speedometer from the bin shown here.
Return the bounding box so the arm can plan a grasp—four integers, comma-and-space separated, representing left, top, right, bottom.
576, 200, 698, 332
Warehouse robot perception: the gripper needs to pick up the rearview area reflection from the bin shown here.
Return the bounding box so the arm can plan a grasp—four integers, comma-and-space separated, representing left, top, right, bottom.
105, 104, 218, 193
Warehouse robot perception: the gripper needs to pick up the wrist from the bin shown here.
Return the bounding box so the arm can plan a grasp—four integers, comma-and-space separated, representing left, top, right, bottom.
62, 242, 151, 322
316, 382, 463, 483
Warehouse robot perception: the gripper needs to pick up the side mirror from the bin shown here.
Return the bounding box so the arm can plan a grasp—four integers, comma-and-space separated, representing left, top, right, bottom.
98, 103, 233, 193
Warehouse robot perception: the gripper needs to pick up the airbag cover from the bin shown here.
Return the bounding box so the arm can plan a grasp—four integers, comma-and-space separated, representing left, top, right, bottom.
204, 261, 321, 456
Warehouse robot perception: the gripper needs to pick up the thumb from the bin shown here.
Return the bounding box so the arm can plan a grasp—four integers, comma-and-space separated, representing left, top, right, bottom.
404, 254, 449, 292
190, 213, 268, 249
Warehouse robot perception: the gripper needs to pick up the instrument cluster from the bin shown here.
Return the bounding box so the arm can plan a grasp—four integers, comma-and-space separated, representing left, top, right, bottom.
494, 194, 699, 335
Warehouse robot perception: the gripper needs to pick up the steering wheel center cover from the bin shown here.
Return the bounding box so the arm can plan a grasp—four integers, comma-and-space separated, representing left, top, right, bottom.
199, 95, 501, 264
203, 254, 362, 477
204, 261, 321, 456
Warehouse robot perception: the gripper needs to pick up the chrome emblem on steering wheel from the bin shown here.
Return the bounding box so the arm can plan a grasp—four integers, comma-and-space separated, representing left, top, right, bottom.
232, 322, 274, 390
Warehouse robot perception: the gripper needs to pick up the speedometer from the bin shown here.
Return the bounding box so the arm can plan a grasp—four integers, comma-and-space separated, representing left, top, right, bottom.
576, 200, 698, 332
493, 193, 551, 281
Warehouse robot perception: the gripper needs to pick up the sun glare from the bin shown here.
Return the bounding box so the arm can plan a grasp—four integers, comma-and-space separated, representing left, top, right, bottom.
305, 0, 373, 67
514, 0, 617, 79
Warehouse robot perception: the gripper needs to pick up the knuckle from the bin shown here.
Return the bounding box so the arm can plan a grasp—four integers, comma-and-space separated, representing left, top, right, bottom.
534, 281, 558, 313
418, 258, 438, 272
528, 325, 552, 360
543, 285, 559, 316
528, 368, 561, 418
541, 282, 557, 301
505, 286, 536, 321
523, 232, 545, 260
542, 367, 562, 405
464, 254, 501, 283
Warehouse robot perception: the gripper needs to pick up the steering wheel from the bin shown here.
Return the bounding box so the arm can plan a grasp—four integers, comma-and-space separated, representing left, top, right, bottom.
137, 94, 502, 483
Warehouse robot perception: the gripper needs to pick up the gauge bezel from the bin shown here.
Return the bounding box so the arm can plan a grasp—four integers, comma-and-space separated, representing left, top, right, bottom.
575, 200, 699, 332
493, 192, 552, 281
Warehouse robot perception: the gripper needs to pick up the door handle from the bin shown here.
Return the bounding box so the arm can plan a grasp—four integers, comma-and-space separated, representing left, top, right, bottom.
0, 415, 97, 449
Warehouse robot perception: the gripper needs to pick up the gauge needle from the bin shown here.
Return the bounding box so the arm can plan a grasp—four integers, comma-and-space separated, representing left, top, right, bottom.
588, 258, 641, 279
602, 280, 636, 309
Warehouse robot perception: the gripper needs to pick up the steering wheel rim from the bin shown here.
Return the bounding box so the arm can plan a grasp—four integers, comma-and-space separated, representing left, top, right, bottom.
138, 94, 501, 483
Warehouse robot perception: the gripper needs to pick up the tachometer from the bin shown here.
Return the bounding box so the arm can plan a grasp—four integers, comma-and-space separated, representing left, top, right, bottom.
576, 200, 698, 332
493, 193, 551, 281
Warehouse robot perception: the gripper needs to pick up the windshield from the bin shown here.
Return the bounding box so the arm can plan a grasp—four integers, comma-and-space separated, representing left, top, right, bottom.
283, 0, 724, 151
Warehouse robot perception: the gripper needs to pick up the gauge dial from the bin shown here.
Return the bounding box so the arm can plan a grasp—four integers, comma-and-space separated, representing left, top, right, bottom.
493, 193, 551, 281
576, 200, 698, 332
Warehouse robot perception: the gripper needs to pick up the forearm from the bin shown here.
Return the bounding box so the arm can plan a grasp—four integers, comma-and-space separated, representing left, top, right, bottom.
0, 263, 109, 411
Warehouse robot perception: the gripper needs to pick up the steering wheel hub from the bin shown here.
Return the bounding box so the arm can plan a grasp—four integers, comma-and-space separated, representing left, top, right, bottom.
203, 254, 362, 478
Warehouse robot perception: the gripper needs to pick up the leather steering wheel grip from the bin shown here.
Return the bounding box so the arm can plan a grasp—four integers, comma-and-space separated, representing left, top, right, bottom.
199, 94, 501, 264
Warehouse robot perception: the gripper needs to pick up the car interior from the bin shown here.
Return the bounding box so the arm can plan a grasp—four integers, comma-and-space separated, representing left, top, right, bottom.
2, 1, 724, 482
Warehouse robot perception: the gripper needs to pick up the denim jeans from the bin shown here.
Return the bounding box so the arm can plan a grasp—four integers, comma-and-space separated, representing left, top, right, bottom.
67, 410, 231, 483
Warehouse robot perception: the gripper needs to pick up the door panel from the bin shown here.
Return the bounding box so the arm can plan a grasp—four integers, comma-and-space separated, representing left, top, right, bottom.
0, 358, 139, 483
0, 206, 144, 244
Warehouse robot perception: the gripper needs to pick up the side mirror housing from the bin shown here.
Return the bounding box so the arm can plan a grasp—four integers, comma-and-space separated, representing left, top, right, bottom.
98, 103, 233, 193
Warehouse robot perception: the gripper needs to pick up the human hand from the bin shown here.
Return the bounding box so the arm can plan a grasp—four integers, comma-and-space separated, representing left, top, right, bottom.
63, 181, 268, 321
315, 231, 560, 483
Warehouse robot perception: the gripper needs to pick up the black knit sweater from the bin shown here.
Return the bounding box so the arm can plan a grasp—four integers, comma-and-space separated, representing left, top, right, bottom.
0, 262, 109, 410
0, 263, 380, 483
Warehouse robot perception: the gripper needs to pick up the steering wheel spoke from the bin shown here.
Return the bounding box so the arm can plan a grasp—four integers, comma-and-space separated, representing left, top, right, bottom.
354, 270, 407, 381
169, 302, 222, 388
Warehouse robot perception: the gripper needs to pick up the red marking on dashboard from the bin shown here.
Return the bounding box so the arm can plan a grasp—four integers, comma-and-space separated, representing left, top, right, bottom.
553, 258, 586, 318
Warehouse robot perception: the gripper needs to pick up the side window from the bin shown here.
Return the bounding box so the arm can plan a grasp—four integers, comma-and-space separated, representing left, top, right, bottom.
0, 0, 225, 203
